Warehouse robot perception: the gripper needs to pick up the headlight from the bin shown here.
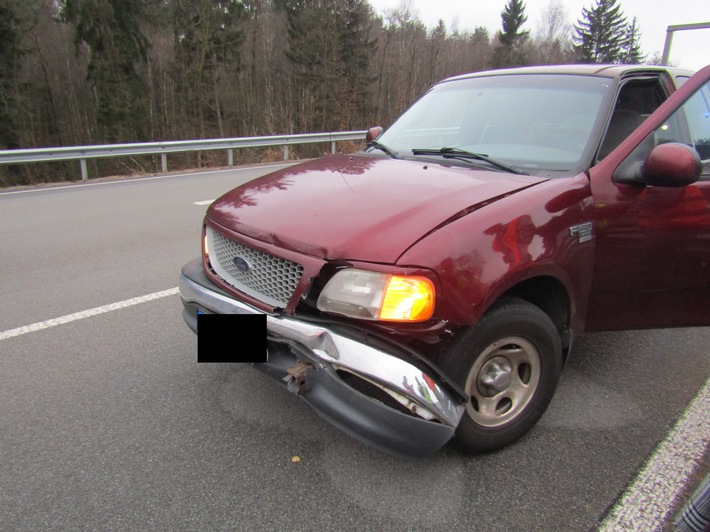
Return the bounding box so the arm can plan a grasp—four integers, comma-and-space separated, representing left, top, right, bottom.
317, 269, 435, 322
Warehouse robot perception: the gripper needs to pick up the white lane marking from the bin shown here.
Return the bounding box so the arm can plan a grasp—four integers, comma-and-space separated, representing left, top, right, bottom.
0, 162, 295, 196
599, 377, 710, 531
0, 287, 179, 341
193, 199, 214, 205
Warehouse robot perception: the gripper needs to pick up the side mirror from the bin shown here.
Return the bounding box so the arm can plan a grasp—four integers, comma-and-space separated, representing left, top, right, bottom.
614, 143, 701, 187
642, 143, 701, 187
366, 126, 383, 143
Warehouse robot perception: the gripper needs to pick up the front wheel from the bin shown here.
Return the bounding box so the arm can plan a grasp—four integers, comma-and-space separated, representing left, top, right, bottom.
442, 298, 563, 453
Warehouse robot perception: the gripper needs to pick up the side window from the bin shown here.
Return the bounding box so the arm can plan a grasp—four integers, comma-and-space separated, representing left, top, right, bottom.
598, 78, 666, 160
654, 81, 710, 177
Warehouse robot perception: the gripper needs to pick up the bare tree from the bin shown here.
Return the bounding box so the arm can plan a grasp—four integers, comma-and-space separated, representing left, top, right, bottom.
534, 0, 573, 64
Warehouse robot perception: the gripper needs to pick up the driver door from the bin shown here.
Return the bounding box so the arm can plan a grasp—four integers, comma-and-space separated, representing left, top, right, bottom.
586, 66, 710, 331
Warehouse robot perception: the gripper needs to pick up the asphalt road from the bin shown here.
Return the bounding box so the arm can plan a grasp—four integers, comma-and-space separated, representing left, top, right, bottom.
1, 166, 709, 531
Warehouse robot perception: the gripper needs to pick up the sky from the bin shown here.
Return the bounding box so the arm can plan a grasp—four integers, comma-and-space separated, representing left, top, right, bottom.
368, 0, 710, 71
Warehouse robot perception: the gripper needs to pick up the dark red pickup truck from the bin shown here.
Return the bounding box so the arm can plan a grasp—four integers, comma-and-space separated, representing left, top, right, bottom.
180, 64, 710, 457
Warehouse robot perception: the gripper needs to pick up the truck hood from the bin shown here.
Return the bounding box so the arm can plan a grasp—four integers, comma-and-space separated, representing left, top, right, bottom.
207, 154, 547, 263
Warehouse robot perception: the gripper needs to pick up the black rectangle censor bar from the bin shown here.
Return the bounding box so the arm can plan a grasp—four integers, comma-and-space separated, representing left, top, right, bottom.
197, 314, 267, 363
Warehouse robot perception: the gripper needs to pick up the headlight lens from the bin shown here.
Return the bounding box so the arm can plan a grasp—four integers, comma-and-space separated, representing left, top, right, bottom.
317, 269, 435, 322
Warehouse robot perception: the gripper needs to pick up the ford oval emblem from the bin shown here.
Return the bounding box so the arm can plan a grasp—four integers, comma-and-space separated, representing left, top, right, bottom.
232, 256, 252, 273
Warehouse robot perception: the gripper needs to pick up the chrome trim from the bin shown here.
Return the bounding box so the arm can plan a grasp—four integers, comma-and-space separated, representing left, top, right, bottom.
180, 273, 464, 428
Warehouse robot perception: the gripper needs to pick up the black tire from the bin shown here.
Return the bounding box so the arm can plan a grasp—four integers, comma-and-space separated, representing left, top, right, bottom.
441, 297, 563, 454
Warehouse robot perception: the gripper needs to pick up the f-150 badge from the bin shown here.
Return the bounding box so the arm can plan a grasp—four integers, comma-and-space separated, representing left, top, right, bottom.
569, 222, 593, 243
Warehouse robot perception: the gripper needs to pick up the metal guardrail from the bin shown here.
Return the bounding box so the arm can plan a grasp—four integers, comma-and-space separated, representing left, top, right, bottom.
0, 130, 367, 181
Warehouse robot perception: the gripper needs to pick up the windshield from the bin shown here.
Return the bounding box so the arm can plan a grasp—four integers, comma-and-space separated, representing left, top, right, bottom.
376, 74, 611, 176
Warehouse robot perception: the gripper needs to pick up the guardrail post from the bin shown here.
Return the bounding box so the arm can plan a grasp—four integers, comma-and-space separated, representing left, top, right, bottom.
331, 141, 336, 154
80, 159, 88, 181
283, 145, 289, 161
161, 153, 168, 172
228, 149, 234, 167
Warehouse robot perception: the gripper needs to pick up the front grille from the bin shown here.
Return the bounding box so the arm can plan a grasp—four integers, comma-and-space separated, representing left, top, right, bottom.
206, 226, 304, 308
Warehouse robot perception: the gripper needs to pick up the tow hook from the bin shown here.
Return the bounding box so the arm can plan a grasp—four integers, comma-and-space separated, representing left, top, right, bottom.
283, 361, 311, 396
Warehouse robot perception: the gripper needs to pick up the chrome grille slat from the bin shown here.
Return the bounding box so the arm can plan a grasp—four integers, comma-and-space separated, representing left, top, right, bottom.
206, 227, 303, 308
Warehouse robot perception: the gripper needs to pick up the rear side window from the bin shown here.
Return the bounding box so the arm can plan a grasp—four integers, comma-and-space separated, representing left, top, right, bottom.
679, 82, 710, 164
629, 80, 710, 178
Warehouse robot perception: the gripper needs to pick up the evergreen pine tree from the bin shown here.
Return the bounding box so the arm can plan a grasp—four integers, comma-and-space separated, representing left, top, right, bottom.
59, 0, 150, 142
0, 0, 23, 149
620, 17, 646, 64
278, 0, 374, 131
573, 0, 627, 63
493, 0, 530, 68
170, 0, 245, 138
337, 0, 376, 128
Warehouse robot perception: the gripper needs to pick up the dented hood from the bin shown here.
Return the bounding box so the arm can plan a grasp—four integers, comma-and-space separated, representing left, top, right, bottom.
207, 154, 547, 263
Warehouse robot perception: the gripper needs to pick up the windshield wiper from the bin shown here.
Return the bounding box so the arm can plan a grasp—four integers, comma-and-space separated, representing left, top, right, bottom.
411, 147, 528, 175
367, 140, 401, 159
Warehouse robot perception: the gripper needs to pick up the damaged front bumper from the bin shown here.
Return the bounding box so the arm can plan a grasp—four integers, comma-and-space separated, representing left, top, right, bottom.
179, 258, 465, 457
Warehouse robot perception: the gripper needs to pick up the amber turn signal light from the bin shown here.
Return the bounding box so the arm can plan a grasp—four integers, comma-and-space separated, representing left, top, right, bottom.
379, 276, 435, 321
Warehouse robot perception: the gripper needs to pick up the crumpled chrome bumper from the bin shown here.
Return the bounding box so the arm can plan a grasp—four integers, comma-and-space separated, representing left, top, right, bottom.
179, 258, 465, 457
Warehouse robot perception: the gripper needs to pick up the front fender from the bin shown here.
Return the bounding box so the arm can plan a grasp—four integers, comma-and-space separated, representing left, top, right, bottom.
396, 175, 595, 334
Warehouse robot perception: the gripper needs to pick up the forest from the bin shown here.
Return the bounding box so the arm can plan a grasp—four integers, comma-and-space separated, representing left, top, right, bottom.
0, 0, 649, 185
